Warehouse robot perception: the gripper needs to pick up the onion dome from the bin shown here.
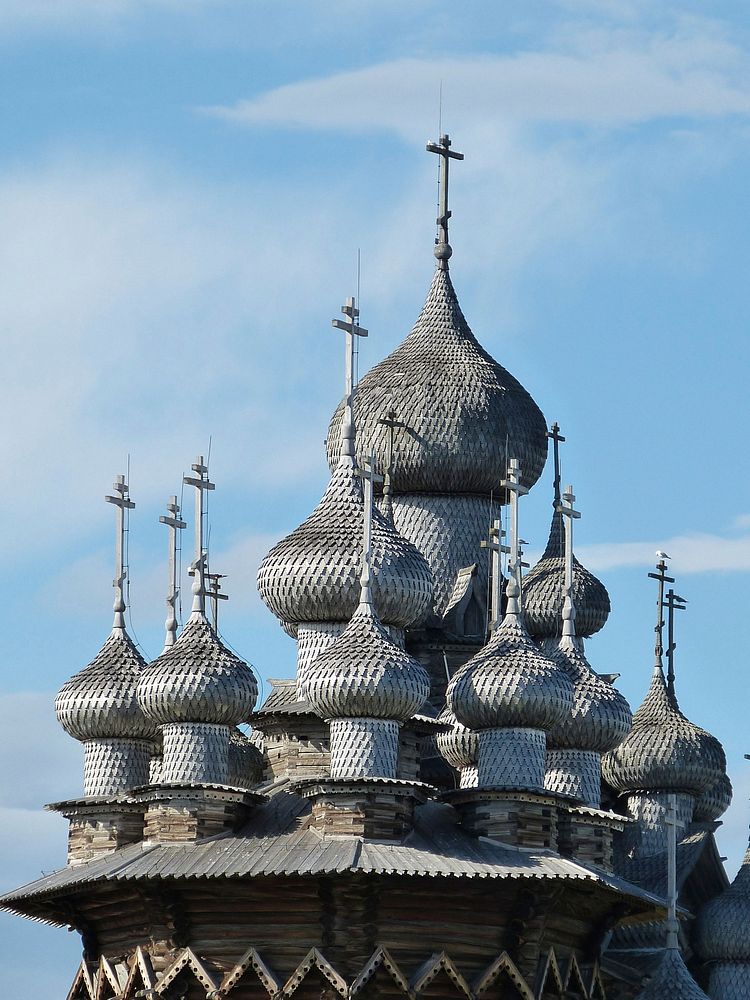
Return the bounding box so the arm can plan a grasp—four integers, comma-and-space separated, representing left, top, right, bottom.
306, 602, 429, 721
693, 772, 733, 822
326, 266, 547, 496
137, 615, 258, 726
435, 705, 478, 771
257, 459, 433, 629
696, 841, 750, 962
523, 510, 610, 640
634, 949, 709, 1000
547, 637, 632, 753
602, 664, 725, 796
56, 629, 157, 742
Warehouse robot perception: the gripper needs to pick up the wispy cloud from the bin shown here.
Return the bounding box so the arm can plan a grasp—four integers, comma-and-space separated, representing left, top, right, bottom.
579, 528, 750, 573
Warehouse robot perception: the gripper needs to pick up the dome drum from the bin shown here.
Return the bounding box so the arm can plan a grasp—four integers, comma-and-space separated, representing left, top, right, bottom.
329, 718, 401, 779
544, 749, 601, 808
478, 727, 546, 791
160, 722, 231, 785
82, 738, 151, 798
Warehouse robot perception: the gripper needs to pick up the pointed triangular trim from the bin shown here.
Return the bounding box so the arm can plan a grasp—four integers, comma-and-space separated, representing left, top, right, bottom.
282, 948, 347, 998
221, 946, 281, 995
410, 952, 472, 998
122, 948, 156, 998
155, 948, 220, 995
67, 961, 96, 1000
564, 954, 588, 998
473, 952, 533, 1000
586, 962, 607, 1000
94, 956, 122, 999
350, 946, 410, 996
535, 948, 565, 997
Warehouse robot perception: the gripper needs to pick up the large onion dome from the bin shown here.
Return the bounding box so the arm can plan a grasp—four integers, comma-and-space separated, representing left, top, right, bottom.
137, 615, 258, 726
693, 771, 733, 823
447, 595, 574, 732
523, 510, 610, 641
56, 629, 157, 742
326, 267, 547, 496
696, 842, 750, 962
602, 664, 725, 796
547, 637, 632, 753
634, 949, 710, 1000
305, 603, 429, 722
435, 705, 478, 771
257, 462, 433, 629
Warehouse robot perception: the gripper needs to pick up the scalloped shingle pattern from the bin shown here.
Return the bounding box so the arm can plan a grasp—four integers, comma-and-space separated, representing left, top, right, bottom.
329, 717, 400, 779
523, 511, 610, 640
447, 614, 574, 732
82, 737, 151, 797
544, 748, 600, 806
160, 722, 230, 784
696, 843, 750, 963
546, 637, 632, 752
478, 727, 546, 790
435, 705, 478, 770
56, 629, 157, 742
228, 728, 265, 788
257, 462, 433, 628
694, 771, 733, 822
634, 949, 710, 1000
326, 267, 548, 495
137, 616, 258, 726
305, 604, 429, 721
704, 965, 750, 999
602, 665, 725, 796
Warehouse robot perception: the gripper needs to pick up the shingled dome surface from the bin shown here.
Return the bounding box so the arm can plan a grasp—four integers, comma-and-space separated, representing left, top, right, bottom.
326, 267, 548, 496
56, 629, 157, 742
634, 948, 710, 1000
696, 842, 750, 963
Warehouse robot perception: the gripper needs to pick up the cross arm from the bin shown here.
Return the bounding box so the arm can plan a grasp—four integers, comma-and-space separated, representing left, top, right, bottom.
332, 318, 368, 338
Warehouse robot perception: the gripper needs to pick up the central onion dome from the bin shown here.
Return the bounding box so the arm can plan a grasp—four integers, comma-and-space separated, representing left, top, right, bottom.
602, 663, 725, 796
326, 267, 548, 496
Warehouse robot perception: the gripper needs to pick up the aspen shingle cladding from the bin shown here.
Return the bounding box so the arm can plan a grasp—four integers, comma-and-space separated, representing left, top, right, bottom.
696, 841, 750, 963
634, 948, 710, 1000
326, 267, 548, 496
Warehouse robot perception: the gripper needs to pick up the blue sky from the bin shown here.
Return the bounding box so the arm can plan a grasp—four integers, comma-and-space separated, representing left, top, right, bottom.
2, 1, 750, 994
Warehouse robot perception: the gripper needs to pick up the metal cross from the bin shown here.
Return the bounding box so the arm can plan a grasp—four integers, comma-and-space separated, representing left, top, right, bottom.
648, 558, 674, 663
665, 793, 679, 949
426, 133, 464, 268
500, 458, 529, 603
183, 456, 215, 616
547, 422, 566, 506
206, 572, 228, 632
558, 484, 581, 638
481, 518, 510, 632
159, 495, 186, 649
332, 296, 368, 463
377, 407, 404, 518
105, 474, 135, 631
663, 587, 687, 700
355, 453, 384, 606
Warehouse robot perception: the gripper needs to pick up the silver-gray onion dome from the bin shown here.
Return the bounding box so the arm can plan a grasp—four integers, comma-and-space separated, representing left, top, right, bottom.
602, 664, 725, 796
257, 463, 433, 628
305, 604, 429, 721
435, 705, 478, 770
447, 612, 574, 732
546, 637, 632, 753
696, 846, 750, 962
326, 268, 547, 496
693, 772, 733, 823
56, 630, 157, 742
523, 511, 610, 640
137, 615, 258, 726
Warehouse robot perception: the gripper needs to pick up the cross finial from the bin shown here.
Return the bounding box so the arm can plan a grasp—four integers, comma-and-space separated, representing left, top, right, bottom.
183, 456, 215, 618
481, 518, 510, 633
426, 133, 464, 269
159, 495, 186, 650
206, 572, 228, 632
558, 484, 581, 640
332, 296, 368, 465
665, 793, 679, 949
105, 474, 136, 632
547, 422, 566, 506
355, 453, 384, 609
663, 587, 687, 700
648, 555, 675, 665
500, 458, 529, 615
377, 407, 404, 524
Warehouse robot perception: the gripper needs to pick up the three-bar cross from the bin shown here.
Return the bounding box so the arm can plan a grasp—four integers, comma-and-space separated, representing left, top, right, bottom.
105, 474, 136, 631
648, 558, 674, 662
481, 518, 510, 633
355, 453, 384, 605
159, 495, 186, 649
183, 456, 215, 616
332, 297, 368, 461
426, 133, 464, 267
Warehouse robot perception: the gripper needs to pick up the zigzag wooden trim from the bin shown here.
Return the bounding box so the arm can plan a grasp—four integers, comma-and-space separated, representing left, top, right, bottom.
155, 948, 220, 995
122, 947, 156, 997
282, 947, 347, 998
564, 953, 588, 998
410, 952, 472, 999
587, 962, 607, 1000
94, 956, 123, 1000
67, 961, 95, 1000
350, 946, 410, 997
535, 947, 565, 998
221, 946, 282, 996
473, 952, 534, 1000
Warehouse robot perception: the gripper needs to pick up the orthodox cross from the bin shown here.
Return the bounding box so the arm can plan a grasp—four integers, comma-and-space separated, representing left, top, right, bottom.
501, 458, 529, 603
332, 296, 368, 462
105, 474, 135, 631
547, 422, 566, 506
481, 518, 510, 633
183, 456, 215, 616
426, 133, 464, 268
206, 572, 228, 632
377, 407, 404, 518
558, 484, 581, 639
159, 495, 186, 649
663, 587, 687, 701
665, 793, 679, 949
355, 452, 384, 606
648, 557, 674, 663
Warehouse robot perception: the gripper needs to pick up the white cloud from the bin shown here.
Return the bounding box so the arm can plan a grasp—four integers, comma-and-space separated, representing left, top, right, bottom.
578, 529, 750, 573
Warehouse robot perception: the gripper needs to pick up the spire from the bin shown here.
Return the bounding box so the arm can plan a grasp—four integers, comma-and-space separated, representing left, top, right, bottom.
648, 556, 674, 672
354, 452, 384, 608
663, 586, 688, 702
183, 456, 215, 617
547, 422, 566, 507
426, 133, 464, 268
104, 474, 135, 632
159, 495, 186, 650
500, 458, 529, 616
332, 296, 368, 464
480, 518, 509, 632
558, 484, 581, 640
666, 793, 679, 949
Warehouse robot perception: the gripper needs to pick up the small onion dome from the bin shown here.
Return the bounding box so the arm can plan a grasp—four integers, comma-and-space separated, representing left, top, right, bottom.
435, 705, 478, 770
56, 629, 157, 742
326, 268, 547, 496
546, 637, 632, 753
137, 615, 258, 725
257, 462, 433, 628
602, 664, 725, 796
696, 844, 750, 962
523, 511, 610, 640
228, 728, 264, 788
447, 605, 574, 732
305, 603, 429, 721
635, 949, 710, 1000
693, 772, 733, 823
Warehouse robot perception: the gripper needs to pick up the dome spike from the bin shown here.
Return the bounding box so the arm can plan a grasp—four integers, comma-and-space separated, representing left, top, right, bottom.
663, 586, 688, 703
500, 458, 528, 615
426, 133, 464, 268
547, 421, 566, 507
183, 456, 215, 618
558, 484, 581, 641
159, 494, 186, 651
648, 555, 674, 676
104, 474, 135, 633
331, 296, 368, 465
